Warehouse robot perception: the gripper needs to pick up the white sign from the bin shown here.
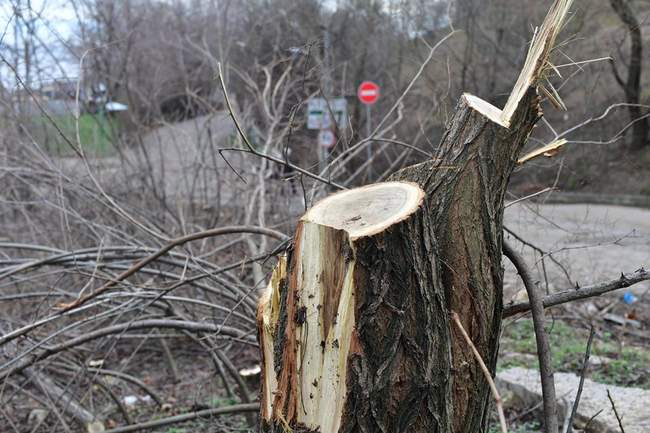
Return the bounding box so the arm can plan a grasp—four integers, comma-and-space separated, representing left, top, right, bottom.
307, 97, 347, 130
318, 130, 336, 148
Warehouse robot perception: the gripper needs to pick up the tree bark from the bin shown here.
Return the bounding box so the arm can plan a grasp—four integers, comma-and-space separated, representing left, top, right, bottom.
257, 1, 572, 432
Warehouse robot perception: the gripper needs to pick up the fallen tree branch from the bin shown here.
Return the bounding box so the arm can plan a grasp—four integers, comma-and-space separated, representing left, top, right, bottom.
52, 362, 163, 406
101, 402, 259, 433
23, 367, 97, 426
503, 268, 650, 317
55, 225, 288, 312
0, 319, 256, 380
0, 246, 284, 348
4, 377, 74, 433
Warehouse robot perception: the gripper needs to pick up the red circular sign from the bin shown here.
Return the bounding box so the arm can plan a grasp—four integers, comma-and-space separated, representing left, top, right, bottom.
358, 81, 380, 105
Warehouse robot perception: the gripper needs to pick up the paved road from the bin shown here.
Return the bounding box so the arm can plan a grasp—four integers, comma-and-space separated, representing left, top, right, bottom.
503, 202, 650, 303
56, 113, 650, 304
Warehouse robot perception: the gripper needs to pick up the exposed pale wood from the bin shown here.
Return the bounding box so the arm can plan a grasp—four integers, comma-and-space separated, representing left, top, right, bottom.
303, 182, 425, 239
502, 0, 573, 124
464, 93, 509, 127
517, 139, 566, 164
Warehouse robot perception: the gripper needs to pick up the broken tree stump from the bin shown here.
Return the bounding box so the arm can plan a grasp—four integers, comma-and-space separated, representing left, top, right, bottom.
257, 1, 573, 432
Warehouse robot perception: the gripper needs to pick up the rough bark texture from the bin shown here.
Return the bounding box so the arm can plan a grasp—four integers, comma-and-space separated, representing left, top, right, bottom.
257, 90, 542, 433
388, 90, 542, 432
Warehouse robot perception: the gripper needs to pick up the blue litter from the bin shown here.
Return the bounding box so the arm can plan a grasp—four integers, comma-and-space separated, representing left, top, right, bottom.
623, 292, 638, 305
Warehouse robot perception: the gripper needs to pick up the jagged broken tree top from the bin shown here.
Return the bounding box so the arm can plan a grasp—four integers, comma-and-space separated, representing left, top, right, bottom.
465, 0, 573, 128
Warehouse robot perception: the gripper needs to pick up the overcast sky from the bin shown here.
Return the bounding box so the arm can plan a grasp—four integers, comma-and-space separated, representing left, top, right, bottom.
1, 0, 79, 86
0, 0, 444, 87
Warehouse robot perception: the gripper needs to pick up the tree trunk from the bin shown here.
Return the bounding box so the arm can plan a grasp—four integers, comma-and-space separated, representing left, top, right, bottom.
609, 0, 648, 149
257, 2, 572, 432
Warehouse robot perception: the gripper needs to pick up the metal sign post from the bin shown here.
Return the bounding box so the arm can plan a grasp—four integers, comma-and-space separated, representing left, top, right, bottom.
358, 81, 380, 180
366, 104, 372, 178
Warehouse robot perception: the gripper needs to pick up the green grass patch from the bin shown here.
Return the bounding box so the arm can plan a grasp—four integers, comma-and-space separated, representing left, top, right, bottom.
499, 319, 650, 389
32, 113, 118, 156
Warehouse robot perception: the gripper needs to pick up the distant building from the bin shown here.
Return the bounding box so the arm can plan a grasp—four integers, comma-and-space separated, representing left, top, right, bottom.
9, 78, 128, 118
38, 78, 78, 100
10, 77, 82, 116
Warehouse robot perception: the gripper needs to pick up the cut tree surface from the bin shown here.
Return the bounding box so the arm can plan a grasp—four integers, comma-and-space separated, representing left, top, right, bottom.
303, 182, 425, 239
258, 90, 542, 433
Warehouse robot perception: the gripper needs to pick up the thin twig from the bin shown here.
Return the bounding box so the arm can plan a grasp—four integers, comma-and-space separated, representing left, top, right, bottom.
322, 31, 456, 179
451, 311, 508, 433
565, 326, 595, 433
101, 403, 259, 433
583, 409, 604, 432
216, 63, 345, 189
0, 53, 83, 158
53, 362, 163, 406
606, 390, 626, 433
505, 187, 557, 208
504, 226, 573, 286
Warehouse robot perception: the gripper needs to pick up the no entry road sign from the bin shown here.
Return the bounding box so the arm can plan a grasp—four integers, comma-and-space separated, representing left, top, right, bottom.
358, 81, 380, 105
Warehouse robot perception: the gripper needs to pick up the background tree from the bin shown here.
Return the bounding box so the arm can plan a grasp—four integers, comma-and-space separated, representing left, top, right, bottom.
609, 0, 648, 149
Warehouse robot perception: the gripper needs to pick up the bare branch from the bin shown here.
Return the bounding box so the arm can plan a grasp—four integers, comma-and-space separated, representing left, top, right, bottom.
503, 240, 558, 433
565, 326, 595, 433
101, 403, 259, 433
504, 268, 650, 317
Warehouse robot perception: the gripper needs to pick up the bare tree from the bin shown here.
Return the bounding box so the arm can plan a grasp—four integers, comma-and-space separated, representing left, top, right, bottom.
609, 0, 648, 149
